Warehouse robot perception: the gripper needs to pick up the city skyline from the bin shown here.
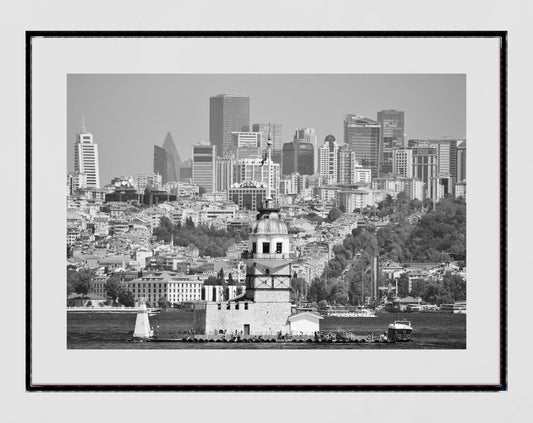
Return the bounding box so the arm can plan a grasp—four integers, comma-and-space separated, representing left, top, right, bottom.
67, 74, 465, 185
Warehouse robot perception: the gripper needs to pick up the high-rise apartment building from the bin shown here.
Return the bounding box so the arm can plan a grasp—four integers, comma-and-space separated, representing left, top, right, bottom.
377, 109, 405, 176
412, 146, 439, 200
337, 145, 357, 185
215, 155, 235, 192
252, 123, 283, 150
74, 119, 100, 189
344, 115, 381, 178
408, 139, 458, 179
282, 140, 314, 176
233, 158, 280, 198
153, 131, 181, 184
456, 140, 466, 182
209, 94, 250, 156
392, 148, 413, 178
192, 143, 216, 193
318, 135, 339, 184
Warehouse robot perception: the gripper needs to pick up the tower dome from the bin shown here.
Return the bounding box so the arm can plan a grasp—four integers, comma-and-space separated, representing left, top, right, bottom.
251, 212, 288, 235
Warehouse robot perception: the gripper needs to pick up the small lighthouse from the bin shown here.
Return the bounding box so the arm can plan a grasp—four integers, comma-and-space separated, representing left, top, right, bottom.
132, 300, 153, 340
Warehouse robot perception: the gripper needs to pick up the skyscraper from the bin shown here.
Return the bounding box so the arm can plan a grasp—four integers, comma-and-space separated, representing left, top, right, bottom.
192, 143, 216, 193
392, 148, 413, 178
456, 140, 466, 182
408, 139, 458, 179
318, 135, 339, 184
74, 118, 100, 188
377, 109, 405, 176
294, 128, 318, 173
252, 123, 282, 150
209, 94, 250, 156
412, 146, 439, 200
344, 115, 381, 178
337, 145, 357, 185
282, 140, 314, 176
215, 155, 235, 192
153, 131, 181, 184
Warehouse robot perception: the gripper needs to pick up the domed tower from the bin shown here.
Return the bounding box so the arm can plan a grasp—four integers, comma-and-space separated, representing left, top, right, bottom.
243, 127, 294, 303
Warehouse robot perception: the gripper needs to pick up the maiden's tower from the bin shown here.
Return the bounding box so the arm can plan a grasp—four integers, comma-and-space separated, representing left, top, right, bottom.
192, 131, 296, 336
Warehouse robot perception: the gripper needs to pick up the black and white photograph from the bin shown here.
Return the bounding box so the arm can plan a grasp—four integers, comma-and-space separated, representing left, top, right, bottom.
26, 31, 507, 391
66, 74, 467, 350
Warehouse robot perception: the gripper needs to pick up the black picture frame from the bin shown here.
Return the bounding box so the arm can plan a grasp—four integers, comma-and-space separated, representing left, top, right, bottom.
26, 30, 507, 392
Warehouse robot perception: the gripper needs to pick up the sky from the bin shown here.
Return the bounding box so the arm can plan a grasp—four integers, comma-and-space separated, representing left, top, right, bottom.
67, 74, 466, 185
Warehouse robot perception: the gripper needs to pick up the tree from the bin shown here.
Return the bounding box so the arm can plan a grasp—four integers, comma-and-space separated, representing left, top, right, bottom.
326, 207, 343, 222
68, 269, 92, 297
227, 272, 235, 285
317, 299, 328, 310
117, 290, 135, 307
158, 296, 171, 308
290, 277, 307, 303
217, 268, 225, 284
104, 277, 122, 301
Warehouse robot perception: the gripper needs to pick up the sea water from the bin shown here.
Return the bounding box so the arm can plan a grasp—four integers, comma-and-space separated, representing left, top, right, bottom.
67, 309, 466, 349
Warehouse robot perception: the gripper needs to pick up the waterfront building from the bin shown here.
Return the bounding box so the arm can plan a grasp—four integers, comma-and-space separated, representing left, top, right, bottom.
318, 135, 339, 184
344, 114, 381, 178
74, 118, 100, 188
282, 140, 314, 176
153, 131, 181, 184
124, 271, 204, 305
215, 155, 235, 192
377, 109, 405, 175
392, 148, 413, 178
209, 94, 250, 156
252, 123, 283, 150
192, 143, 216, 193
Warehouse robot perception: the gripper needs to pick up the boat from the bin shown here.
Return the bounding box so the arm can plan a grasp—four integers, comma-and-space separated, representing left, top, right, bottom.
439, 301, 466, 314
323, 306, 376, 318
384, 320, 413, 342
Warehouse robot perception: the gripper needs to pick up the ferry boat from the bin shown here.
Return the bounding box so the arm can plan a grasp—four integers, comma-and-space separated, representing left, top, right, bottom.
323, 306, 376, 318
385, 320, 413, 342
439, 301, 466, 314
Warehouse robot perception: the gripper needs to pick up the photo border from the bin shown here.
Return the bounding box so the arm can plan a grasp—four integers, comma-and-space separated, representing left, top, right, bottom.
26, 30, 507, 392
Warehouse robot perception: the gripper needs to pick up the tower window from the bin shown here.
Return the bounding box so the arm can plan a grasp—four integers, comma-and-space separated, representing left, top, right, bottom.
262, 242, 270, 253
276, 242, 282, 253
252, 242, 256, 253
244, 302, 248, 310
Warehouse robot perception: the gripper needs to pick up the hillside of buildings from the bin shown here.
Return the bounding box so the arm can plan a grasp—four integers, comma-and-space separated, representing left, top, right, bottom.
307, 195, 466, 307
